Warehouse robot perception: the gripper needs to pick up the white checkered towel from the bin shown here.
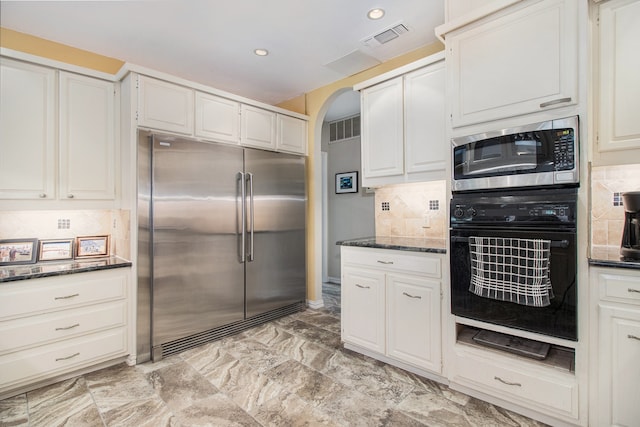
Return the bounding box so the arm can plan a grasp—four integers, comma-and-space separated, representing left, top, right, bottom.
469, 236, 554, 307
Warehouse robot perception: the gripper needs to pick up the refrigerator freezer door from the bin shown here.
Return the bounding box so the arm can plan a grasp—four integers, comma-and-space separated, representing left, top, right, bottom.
152, 136, 245, 346
244, 149, 306, 317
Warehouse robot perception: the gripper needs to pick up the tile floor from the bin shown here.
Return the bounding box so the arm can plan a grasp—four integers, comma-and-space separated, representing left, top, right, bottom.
0, 283, 545, 426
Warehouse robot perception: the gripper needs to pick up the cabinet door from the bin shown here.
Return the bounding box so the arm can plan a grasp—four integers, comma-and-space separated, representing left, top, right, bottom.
386, 274, 441, 372
240, 105, 277, 150
448, 0, 578, 127
276, 114, 307, 155
342, 267, 385, 353
596, 0, 640, 157
404, 62, 446, 178
361, 78, 404, 180
0, 58, 56, 200
598, 304, 640, 427
138, 76, 194, 135
59, 72, 115, 200
195, 92, 240, 144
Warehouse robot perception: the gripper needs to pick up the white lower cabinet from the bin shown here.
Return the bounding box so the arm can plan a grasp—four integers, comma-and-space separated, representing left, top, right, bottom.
0, 268, 130, 398
341, 246, 443, 375
591, 267, 640, 427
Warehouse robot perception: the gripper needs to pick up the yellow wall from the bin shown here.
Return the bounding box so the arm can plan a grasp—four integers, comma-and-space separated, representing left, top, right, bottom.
0, 27, 124, 74
277, 42, 444, 301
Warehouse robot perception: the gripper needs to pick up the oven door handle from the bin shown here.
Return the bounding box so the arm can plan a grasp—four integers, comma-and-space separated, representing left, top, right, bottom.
450, 235, 569, 248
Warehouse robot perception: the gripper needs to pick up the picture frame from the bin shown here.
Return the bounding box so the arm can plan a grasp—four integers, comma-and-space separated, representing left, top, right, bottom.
38, 239, 74, 262
335, 171, 358, 194
0, 238, 38, 265
75, 235, 110, 259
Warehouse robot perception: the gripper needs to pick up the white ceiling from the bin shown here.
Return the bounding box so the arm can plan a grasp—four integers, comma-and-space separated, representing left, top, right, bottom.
0, 0, 443, 118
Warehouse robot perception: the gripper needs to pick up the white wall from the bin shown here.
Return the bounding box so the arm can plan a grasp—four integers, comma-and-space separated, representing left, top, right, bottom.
321, 121, 374, 282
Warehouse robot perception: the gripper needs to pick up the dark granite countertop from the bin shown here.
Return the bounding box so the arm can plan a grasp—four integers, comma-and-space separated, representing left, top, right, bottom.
336, 236, 446, 254
0, 256, 132, 283
589, 246, 640, 270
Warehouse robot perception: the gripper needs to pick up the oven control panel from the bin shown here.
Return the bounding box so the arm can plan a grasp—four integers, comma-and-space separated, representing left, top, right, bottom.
451, 188, 578, 226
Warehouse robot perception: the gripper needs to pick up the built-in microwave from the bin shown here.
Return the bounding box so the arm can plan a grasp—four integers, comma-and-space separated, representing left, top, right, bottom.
452, 116, 579, 192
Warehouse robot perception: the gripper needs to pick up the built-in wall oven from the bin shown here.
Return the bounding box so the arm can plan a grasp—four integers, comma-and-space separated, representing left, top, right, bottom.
450, 116, 580, 351
450, 188, 577, 341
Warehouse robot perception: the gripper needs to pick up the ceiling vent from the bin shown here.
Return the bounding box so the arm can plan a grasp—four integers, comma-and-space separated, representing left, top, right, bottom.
363, 23, 409, 47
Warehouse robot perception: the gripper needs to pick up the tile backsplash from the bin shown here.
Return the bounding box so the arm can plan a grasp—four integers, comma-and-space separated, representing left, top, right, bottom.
591, 164, 640, 258
375, 180, 447, 240
0, 209, 131, 260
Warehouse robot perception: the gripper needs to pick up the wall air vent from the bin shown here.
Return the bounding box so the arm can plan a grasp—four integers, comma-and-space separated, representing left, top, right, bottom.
363, 23, 409, 47
329, 115, 361, 144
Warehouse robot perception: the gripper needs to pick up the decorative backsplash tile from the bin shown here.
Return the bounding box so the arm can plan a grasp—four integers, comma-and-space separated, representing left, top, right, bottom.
591, 164, 640, 253
0, 209, 131, 260
374, 180, 447, 239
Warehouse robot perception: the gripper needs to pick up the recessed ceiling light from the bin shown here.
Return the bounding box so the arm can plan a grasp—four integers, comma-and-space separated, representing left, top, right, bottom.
254, 48, 269, 56
367, 8, 385, 20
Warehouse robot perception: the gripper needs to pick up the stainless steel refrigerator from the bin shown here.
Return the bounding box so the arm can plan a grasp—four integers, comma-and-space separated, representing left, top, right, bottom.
137, 130, 306, 362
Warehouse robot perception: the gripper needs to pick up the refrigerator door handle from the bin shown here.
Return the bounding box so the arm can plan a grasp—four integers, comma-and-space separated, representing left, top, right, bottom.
239, 171, 246, 263
247, 172, 255, 262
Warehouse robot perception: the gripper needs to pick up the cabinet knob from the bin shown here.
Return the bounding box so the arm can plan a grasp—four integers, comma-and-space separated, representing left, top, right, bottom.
39, 193, 47, 198
67, 194, 74, 199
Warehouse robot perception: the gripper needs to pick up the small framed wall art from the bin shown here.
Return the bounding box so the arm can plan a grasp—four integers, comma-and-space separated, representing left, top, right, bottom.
335, 171, 358, 194
0, 238, 38, 265
75, 235, 110, 259
38, 239, 74, 262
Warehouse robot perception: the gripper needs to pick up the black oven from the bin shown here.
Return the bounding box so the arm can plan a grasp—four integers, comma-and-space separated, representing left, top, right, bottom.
450, 188, 577, 341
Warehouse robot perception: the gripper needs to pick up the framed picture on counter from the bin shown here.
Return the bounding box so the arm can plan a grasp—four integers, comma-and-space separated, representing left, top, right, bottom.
335, 171, 358, 194
0, 238, 38, 265
38, 239, 74, 261
75, 235, 110, 259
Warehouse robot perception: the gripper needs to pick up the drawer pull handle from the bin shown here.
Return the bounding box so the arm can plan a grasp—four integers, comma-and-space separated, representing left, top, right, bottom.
55, 352, 80, 362
55, 323, 80, 331
628, 288, 640, 294
377, 260, 394, 265
403, 292, 421, 299
356, 284, 371, 289
629, 334, 640, 341
539, 97, 572, 108
494, 376, 521, 387
54, 293, 79, 300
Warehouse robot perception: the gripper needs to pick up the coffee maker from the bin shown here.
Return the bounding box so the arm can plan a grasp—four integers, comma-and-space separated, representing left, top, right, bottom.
621, 191, 640, 261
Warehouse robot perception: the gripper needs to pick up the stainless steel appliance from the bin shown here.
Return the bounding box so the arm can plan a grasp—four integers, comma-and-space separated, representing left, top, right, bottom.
137, 131, 306, 362
452, 116, 579, 192
621, 191, 640, 260
450, 188, 578, 342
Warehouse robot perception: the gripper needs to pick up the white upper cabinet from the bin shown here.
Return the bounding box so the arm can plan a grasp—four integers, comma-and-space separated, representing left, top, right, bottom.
404, 62, 446, 176
358, 54, 446, 187
361, 77, 405, 180
276, 114, 307, 155
240, 104, 277, 150
59, 72, 116, 200
0, 58, 56, 200
594, 0, 640, 164
195, 92, 240, 144
137, 75, 194, 135
446, 0, 578, 128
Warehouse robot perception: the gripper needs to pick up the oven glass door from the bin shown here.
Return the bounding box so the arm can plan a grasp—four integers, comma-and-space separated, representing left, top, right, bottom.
450, 227, 577, 341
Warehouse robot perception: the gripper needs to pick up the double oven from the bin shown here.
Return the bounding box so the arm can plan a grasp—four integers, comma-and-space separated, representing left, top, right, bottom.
450, 116, 579, 343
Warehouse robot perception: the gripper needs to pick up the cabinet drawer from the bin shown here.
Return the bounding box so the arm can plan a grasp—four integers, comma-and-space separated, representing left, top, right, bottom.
342, 247, 441, 278
598, 269, 640, 305
0, 301, 126, 354
0, 328, 127, 391
452, 349, 577, 417
0, 270, 127, 320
